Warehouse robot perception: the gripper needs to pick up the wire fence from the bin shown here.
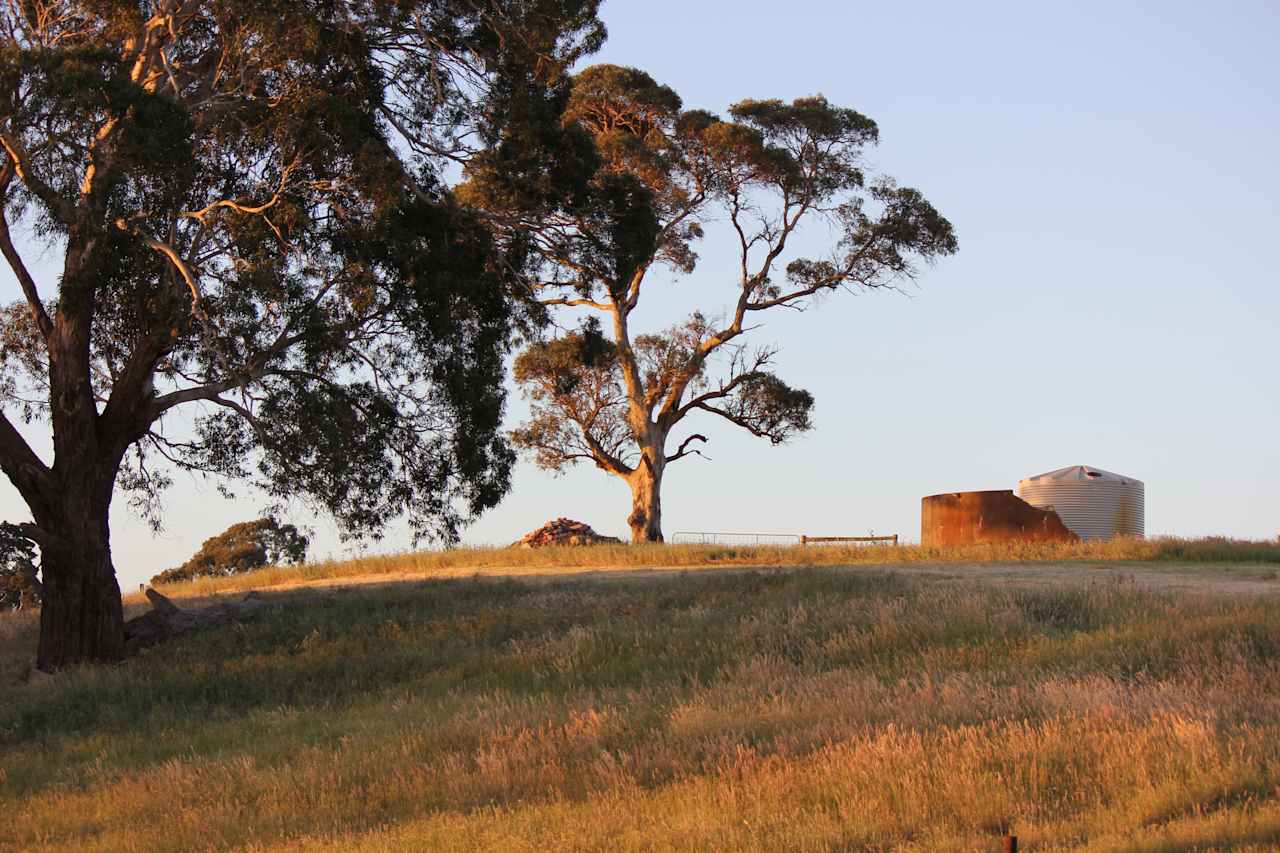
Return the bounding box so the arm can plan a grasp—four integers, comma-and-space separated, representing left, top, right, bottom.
670, 531, 803, 546
671, 531, 900, 547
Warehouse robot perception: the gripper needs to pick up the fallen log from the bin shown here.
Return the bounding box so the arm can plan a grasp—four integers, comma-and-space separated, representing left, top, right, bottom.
123, 589, 267, 654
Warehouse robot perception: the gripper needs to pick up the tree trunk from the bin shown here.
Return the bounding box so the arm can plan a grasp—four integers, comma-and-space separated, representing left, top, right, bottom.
33, 424, 128, 671
627, 453, 664, 543
36, 517, 124, 670
28, 243, 129, 669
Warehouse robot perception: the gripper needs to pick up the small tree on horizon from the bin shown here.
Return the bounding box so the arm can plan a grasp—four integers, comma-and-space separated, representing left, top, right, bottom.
1, 521, 41, 610
468, 65, 957, 542
150, 517, 308, 585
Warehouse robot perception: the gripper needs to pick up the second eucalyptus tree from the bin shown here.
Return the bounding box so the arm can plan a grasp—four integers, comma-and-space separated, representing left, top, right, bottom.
466, 66, 957, 542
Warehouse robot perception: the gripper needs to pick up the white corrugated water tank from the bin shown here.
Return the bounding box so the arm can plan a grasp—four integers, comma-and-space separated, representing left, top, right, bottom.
1017, 465, 1145, 540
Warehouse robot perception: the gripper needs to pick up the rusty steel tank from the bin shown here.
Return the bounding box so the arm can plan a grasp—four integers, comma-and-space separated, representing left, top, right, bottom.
920, 490, 1077, 547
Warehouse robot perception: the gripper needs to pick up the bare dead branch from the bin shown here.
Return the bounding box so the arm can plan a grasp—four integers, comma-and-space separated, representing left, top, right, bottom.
665, 432, 707, 463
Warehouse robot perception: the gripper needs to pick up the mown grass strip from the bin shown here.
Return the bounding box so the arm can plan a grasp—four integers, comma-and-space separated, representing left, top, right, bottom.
145, 536, 1280, 599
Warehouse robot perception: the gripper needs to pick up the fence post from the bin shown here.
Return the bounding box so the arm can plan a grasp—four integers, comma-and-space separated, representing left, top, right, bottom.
800, 535, 808, 545
892, 534, 899, 546
1002, 834, 1017, 853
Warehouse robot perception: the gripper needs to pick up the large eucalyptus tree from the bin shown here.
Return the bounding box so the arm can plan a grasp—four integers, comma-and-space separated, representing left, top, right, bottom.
0, 0, 604, 669
467, 66, 957, 542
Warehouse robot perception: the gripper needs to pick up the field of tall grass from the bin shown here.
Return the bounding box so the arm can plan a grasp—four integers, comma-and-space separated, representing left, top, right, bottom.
3, 550, 1280, 850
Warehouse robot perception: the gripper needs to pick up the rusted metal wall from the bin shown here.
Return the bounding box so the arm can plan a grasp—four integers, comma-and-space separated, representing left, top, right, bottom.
920, 490, 1077, 547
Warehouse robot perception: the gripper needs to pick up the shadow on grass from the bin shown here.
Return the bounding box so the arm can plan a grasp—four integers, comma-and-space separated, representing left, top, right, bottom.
5, 569, 1279, 790
2, 571, 908, 744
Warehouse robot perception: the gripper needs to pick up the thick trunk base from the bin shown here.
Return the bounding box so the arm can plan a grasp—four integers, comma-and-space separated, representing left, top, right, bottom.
37, 552, 125, 671
628, 468, 664, 543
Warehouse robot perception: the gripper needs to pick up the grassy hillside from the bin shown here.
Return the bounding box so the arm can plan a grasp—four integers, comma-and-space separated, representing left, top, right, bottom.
4, 551, 1280, 850
146, 535, 1280, 598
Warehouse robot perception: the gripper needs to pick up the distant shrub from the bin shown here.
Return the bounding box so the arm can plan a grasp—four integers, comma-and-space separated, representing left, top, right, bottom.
152, 518, 308, 585
0, 522, 41, 610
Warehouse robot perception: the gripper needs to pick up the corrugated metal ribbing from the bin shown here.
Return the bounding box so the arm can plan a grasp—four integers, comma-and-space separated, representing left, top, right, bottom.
1017, 465, 1145, 540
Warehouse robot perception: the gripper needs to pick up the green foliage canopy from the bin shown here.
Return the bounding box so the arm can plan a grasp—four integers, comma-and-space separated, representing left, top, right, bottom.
0, 0, 606, 667
151, 517, 308, 585
0, 1, 606, 542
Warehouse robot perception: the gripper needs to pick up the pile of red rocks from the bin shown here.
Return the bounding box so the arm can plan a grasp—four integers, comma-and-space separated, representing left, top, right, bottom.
514, 518, 621, 548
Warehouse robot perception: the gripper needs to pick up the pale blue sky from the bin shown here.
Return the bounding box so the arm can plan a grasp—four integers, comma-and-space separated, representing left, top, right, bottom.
2, 1, 1277, 588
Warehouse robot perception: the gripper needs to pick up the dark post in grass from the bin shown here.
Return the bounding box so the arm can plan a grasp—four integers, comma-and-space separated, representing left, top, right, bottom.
1002, 834, 1018, 853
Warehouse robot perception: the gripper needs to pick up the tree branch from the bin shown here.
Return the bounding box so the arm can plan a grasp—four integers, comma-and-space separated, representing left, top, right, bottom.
747, 234, 885, 312
123, 222, 203, 306
0, 409, 52, 504
665, 433, 707, 463
149, 327, 310, 417
0, 130, 75, 224
689, 401, 776, 441
623, 261, 649, 312
656, 339, 771, 427
539, 296, 611, 310
577, 422, 633, 476
180, 154, 299, 225
16, 521, 62, 554
150, 378, 241, 417
672, 365, 767, 423
208, 393, 259, 425
0, 165, 52, 339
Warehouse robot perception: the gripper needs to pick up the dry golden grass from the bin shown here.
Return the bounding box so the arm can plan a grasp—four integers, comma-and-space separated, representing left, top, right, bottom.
3, 543, 1280, 851
148, 535, 1280, 599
